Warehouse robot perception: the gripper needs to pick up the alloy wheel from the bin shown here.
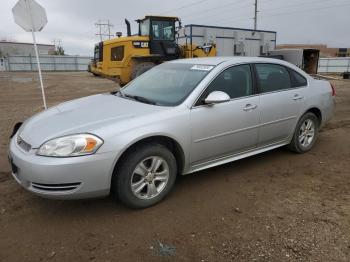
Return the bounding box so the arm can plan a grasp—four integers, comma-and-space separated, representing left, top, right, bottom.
130, 156, 170, 200
298, 119, 315, 148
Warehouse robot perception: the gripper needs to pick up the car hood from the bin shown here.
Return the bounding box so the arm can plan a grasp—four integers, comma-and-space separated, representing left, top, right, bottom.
18, 93, 167, 148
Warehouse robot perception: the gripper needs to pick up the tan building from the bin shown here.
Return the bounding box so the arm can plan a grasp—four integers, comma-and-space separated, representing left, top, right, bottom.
276, 44, 349, 58
0, 41, 55, 56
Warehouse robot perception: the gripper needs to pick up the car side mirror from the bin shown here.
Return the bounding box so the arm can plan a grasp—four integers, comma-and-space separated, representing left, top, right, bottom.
204, 91, 230, 104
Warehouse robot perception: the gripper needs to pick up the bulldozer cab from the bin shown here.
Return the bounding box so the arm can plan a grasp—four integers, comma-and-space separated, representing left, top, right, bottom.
136, 16, 180, 60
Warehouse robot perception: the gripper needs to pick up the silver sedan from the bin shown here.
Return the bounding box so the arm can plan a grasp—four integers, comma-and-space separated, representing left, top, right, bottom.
8, 57, 335, 208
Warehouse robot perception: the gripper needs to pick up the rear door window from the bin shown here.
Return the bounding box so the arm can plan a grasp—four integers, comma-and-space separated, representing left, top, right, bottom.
255, 63, 291, 93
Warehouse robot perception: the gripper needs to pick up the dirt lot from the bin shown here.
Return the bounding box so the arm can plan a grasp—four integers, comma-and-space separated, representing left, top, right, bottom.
0, 72, 349, 262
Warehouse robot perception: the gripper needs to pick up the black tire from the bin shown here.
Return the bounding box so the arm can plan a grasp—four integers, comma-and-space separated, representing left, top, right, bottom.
112, 143, 177, 209
288, 112, 319, 153
131, 62, 155, 80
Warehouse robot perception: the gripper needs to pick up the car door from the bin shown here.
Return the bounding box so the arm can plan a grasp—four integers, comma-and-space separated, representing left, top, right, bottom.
190, 64, 260, 165
254, 63, 306, 146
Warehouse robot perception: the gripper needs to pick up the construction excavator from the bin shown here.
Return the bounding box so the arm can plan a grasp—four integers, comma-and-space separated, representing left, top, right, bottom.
88, 15, 216, 85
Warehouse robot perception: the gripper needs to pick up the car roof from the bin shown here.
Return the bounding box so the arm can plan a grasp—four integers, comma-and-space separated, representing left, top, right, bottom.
170, 56, 311, 79
170, 56, 289, 66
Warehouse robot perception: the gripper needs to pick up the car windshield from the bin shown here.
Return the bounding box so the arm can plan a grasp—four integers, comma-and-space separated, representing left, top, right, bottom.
121, 63, 214, 106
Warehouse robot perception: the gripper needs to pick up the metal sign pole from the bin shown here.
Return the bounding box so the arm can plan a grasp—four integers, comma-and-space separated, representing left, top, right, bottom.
13, 0, 49, 109
25, 0, 47, 109
31, 29, 47, 109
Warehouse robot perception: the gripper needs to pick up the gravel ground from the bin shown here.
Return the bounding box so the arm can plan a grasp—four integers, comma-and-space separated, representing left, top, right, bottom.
0, 72, 349, 262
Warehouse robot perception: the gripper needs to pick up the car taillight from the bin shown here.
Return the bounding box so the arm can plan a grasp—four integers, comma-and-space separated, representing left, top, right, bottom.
330, 83, 336, 96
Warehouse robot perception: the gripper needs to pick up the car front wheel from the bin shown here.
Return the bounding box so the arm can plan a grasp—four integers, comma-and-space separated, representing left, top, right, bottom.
288, 112, 319, 153
113, 143, 177, 208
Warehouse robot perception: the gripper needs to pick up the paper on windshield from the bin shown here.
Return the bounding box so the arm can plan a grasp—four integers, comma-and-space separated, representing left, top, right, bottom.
190, 65, 214, 71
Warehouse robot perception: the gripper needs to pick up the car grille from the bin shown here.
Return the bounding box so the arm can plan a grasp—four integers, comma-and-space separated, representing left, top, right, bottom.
31, 182, 81, 192
17, 136, 31, 152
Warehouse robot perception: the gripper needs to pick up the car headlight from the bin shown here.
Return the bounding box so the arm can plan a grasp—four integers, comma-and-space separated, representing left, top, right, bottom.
37, 134, 103, 157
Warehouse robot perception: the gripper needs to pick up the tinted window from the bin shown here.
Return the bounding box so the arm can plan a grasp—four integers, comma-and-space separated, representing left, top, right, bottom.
255, 63, 291, 93
200, 64, 253, 102
289, 69, 307, 87
111, 46, 124, 61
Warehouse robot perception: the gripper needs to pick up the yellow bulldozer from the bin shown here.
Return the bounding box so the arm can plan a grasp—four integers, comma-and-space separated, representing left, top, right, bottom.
88, 15, 216, 85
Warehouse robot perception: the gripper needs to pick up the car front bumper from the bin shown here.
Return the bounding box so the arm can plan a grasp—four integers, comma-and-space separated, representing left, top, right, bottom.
8, 134, 116, 200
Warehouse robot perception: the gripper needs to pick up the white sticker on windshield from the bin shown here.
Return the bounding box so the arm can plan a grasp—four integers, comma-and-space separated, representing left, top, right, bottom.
190, 65, 214, 71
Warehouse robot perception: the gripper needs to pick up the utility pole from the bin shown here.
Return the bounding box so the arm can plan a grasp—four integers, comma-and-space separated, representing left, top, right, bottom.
95, 20, 114, 41
98, 22, 102, 41
254, 0, 258, 31
108, 20, 111, 40
52, 38, 62, 51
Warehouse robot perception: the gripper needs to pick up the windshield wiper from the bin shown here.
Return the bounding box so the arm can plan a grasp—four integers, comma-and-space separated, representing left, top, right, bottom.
111, 90, 123, 96
125, 94, 156, 105
113, 90, 156, 105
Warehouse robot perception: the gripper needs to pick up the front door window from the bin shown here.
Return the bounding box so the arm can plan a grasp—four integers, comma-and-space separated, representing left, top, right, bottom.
151, 20, 174, 41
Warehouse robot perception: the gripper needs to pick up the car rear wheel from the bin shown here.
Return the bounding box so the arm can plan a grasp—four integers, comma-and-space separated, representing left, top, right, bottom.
113, 143, 177, 208
288, 112, 319, 153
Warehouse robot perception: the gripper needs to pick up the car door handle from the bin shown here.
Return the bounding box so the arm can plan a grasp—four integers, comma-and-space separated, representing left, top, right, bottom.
243, 104, 258, 111
293, 94, 304, 100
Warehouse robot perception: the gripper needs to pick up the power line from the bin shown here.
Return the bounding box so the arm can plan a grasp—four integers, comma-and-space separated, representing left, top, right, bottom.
260, 2, 350, 19
180, 0, 249, 19
207, 0, 349, 26
52, 39, 62, 53
259, 0, 346, 14
95, 20, 114, 41
205, 0, 298, 24
52, 39, 62, 48
181, 1, 256, 27
161, 0, 211, 15
180, 0, 278, 22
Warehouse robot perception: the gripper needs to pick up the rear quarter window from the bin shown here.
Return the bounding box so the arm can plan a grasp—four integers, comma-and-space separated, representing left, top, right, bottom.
289, 69, 308, 87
